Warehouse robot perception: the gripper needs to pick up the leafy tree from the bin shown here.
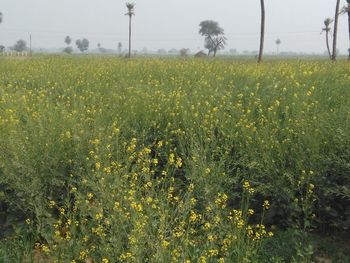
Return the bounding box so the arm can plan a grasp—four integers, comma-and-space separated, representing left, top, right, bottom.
275, 38, 281, 54
0, 45, 5, 52
204, 38, 214, 56
199, 20, 227, 57
63, 47, 73, 54
12, 40, 27, 52
125, 3, 135, 58
204, 36, 227, 56
65, 36, 72, 46
258, 0, 265, 63
332, 0, 341, 61
321, 18, 333, 59
63, 36, 73, 54
75, 38, 89, 53
180, 48, 189, 57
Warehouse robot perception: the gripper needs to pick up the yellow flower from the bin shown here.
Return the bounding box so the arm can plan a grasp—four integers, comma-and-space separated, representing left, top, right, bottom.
243, 181, 250, 189
95, 213, 103, 220
168, 153, 175, 165
208, 249, 219, 257
48, 200, 56, 208
161, 240, 170, 248
175, 157, 182, 168
42, 245, 50, 254
263, 200, 270, 209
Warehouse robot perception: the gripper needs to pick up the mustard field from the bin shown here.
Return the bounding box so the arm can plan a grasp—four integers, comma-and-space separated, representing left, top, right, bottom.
0, 57, 349, 262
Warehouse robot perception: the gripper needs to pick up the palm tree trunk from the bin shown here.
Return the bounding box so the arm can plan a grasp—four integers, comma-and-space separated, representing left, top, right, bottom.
348, 5, 350, 60
258, 0, 265, 63
128, 16, 132, 58
326, 31, 332, 59
332, 0, 340, 61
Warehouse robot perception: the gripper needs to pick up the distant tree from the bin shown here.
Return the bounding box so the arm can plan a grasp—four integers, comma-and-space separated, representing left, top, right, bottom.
125, 3, 135, 58
340, 0, 350, 59
332, 0, 341, 61
63, 36, 73, 54
204, 38, 214, 56
118, 42, 123, 53
275, 38, 281, 54
258, 0, 265, 63
0, 12, 3, 23
65, 36, 72, 46
180, 48, 189, 57
321, 18, 333, 59
204, 36, 227, 56
168, 48, 178, 54
12, 40, 27, 52
157, 49, 167, 55
199, 20, 227, 57
0, 45, 5, 52
76, 38, 89, 52
63, 47, 73, 54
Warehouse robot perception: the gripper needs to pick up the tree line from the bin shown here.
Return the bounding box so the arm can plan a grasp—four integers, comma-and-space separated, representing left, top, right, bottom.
1, 1, 350, 61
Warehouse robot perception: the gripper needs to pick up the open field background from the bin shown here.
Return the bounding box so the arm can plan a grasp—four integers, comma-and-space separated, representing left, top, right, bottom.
0, 57, 349, 262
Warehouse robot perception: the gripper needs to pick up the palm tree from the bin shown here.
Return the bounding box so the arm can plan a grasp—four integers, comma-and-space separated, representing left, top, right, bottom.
275, 39, 281, 54
347, 0, 350, 59
322, 18, 333, 60
332, 0, 341, 61
340, 0, 350, 59
258, 0, 265, 63
125, 3, 135, 58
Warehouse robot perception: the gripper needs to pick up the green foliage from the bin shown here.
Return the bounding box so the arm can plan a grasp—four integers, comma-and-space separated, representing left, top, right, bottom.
199, 20, 226, 56
0, 57, 349, 261
65, 36, 72, 46
75, 38, 89, 53
63, 46, 73, 54
11, 40, 27, 52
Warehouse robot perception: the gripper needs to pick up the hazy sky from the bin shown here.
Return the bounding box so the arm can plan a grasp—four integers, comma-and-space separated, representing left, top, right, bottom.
1, 0, 349, 53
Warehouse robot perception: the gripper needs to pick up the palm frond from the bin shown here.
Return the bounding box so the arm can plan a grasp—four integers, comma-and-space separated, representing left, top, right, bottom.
324, 18, 334, 27
125, 3, 135, 16
340, 5, 350, 15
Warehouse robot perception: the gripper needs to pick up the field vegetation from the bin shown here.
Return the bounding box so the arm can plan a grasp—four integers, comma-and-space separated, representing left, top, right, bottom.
0, 57, 349, 262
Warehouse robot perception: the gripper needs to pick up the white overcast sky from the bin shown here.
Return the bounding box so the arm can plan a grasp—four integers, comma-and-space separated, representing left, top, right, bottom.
1, 0, 349, 53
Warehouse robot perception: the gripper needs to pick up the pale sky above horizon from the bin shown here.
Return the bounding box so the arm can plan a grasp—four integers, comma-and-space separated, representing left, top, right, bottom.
1, 0, 349, 54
